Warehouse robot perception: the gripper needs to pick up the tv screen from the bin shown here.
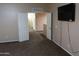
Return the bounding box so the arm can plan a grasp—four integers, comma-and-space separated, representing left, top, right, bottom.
58, 3, 75, 22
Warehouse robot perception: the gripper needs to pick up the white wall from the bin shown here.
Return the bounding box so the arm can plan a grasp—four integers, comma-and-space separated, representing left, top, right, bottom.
69, 4, 79, 55
18, 13, 29, 42
0, 3, 51, 43
52, 3, 79, 56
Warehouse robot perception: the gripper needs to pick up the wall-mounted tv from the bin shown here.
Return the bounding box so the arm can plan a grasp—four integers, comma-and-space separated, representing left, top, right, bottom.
58, 3, 75, 22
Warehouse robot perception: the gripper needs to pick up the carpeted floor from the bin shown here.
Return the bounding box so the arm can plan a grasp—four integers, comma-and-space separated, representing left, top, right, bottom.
0, 31, 70, 56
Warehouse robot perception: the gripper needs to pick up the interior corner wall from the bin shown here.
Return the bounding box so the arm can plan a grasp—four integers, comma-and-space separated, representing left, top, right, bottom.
0, 3, 50, 43
52, 3, 79, 56
36, 13, 47, 31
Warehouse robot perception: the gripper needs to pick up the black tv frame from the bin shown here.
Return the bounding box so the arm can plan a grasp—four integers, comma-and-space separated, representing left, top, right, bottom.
58, 3, 75, 22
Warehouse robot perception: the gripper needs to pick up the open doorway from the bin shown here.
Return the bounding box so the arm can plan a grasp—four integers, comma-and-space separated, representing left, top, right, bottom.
28, 12, 52, 40
28, 13, 36, 32
28, 12, 48, 37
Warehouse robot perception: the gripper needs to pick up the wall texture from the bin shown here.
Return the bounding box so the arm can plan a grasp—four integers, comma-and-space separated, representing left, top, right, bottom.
0, 3, 51, 43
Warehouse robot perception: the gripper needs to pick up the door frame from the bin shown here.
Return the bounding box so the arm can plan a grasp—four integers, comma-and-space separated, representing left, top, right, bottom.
51, 13, 53, 40
47, 13, 52, 40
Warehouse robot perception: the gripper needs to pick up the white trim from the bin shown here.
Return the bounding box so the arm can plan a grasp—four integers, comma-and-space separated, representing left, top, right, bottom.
47, 13, 52, 40
0, 40, 18, 43
53, 40, 73, 56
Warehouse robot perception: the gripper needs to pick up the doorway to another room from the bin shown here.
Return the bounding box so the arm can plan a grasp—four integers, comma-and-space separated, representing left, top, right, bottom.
28, 13, 36, 32
28, 12, 49, 39
18, 12, 52, 42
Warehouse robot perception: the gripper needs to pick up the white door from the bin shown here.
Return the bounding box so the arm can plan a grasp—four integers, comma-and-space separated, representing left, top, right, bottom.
18, 13, 29, 42
47, 13, 52, 40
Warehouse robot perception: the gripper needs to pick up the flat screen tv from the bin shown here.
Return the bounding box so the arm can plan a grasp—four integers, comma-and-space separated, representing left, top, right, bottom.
58, 3, 75, 22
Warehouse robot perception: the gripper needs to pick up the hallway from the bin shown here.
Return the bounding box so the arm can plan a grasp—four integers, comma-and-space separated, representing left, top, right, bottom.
0, 32, 70, 56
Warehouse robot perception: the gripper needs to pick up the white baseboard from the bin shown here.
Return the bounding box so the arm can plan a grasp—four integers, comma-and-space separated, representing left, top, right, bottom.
18, 40, 29, 42
53, 40, 73, 56
0, 40, 18, 43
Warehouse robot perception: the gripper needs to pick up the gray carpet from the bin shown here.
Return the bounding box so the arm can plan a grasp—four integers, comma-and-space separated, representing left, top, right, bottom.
0, 31, 70, 56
